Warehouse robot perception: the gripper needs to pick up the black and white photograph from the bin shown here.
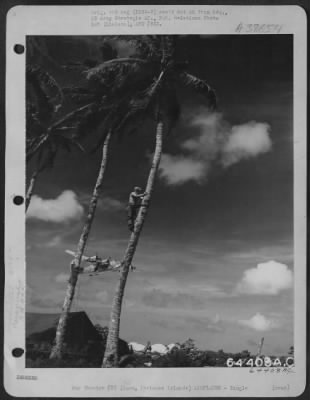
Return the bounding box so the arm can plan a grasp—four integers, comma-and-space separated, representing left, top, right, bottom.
4, 4, 307, 397
25, 32, 295, 367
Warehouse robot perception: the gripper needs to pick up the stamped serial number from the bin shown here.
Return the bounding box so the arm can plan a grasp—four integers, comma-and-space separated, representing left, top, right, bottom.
235, 23, 283, 34
226, 357, 294, 368
16, 375, 38, 380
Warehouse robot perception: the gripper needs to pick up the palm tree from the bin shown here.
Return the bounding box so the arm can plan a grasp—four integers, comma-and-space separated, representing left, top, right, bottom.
49, 129, 111, 359
26, 132, 84, 211
101, 35, 216, 367
102, 113, 163, 367
25, 37, 112, 209
25, 64, 88, 210
26, 38, 122, 212
26, 64, 61, 209
49, 39, 155, 359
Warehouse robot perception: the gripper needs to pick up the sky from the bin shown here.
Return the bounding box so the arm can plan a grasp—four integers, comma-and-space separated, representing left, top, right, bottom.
26, 35, 293, 355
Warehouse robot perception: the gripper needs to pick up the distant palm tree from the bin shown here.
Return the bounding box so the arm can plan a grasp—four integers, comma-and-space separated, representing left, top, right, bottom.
101, 36, 216, 367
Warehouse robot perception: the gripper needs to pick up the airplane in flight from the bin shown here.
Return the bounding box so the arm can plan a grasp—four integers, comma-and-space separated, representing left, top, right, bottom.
65, 250, 136, 276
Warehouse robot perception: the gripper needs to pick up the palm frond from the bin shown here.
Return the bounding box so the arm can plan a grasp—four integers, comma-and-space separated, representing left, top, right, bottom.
62, 40, 117, 72
26, 67, 55, 122
27, 104, 93, 162
85, 62, 156, 110
144, 70, 165, 100
178, 72, 217, 110
115, 107, 148, 141
72, 105, 107, 140
26, 133, 49, 162
88, 94, 139, 152
27, 65, 64, 108
109, 93, 154, 142
26, 102, 44, 137
28, 131, 85, 170
106, 69, 166, 139
160, 36, 176, 65
85, 57, 147, 81
63, 86, 99, 105
63, 59, 98, 70
70, 139, 86, 153
53, 134, 85, 154
49, 103, 94, 131
115, 94, 153, 134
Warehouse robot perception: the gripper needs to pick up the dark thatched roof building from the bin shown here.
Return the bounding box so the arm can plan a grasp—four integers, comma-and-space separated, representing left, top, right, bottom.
26, 311, 102, 347
26, 311, 130, 360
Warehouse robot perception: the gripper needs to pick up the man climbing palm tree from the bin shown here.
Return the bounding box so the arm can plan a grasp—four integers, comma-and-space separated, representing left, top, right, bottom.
127, 187, 147, 232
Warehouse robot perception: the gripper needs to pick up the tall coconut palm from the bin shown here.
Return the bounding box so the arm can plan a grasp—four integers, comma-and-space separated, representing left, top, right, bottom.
48, 40, 156, 359
102, 113, 164, 367
27, 37, 126, 212
101, 35, 217, 367
25, 38, 115, 209
49, 129, 111, 359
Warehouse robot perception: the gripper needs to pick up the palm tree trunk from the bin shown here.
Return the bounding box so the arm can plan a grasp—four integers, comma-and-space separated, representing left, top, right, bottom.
102, 118, 164, 367
25, 169, 39, 211
49, 131, 112, 360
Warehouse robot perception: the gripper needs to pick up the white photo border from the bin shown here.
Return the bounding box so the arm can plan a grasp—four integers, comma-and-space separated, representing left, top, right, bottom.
5, 4, 307, 397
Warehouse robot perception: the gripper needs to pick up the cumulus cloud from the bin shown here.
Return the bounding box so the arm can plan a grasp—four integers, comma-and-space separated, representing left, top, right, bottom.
221, 121, 272, 167
159, 154, 205, 185
182, 112, 227, 157
27, 190, 84, 223
239, 313, 278, 331
158, 110, 272, 186
236, 260, 293, 295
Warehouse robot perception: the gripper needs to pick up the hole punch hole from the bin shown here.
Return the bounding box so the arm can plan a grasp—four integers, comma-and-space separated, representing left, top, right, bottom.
13, 195, 24, 205
12, 348, 24, 358
14, 44, 24, 54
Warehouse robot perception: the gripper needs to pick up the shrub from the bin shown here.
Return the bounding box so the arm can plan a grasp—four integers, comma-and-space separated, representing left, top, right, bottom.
152, 349, 192, 367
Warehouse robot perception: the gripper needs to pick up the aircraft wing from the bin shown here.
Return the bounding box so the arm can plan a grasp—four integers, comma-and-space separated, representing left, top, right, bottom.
65, 250, 76, 257
65, 250, 90, 261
